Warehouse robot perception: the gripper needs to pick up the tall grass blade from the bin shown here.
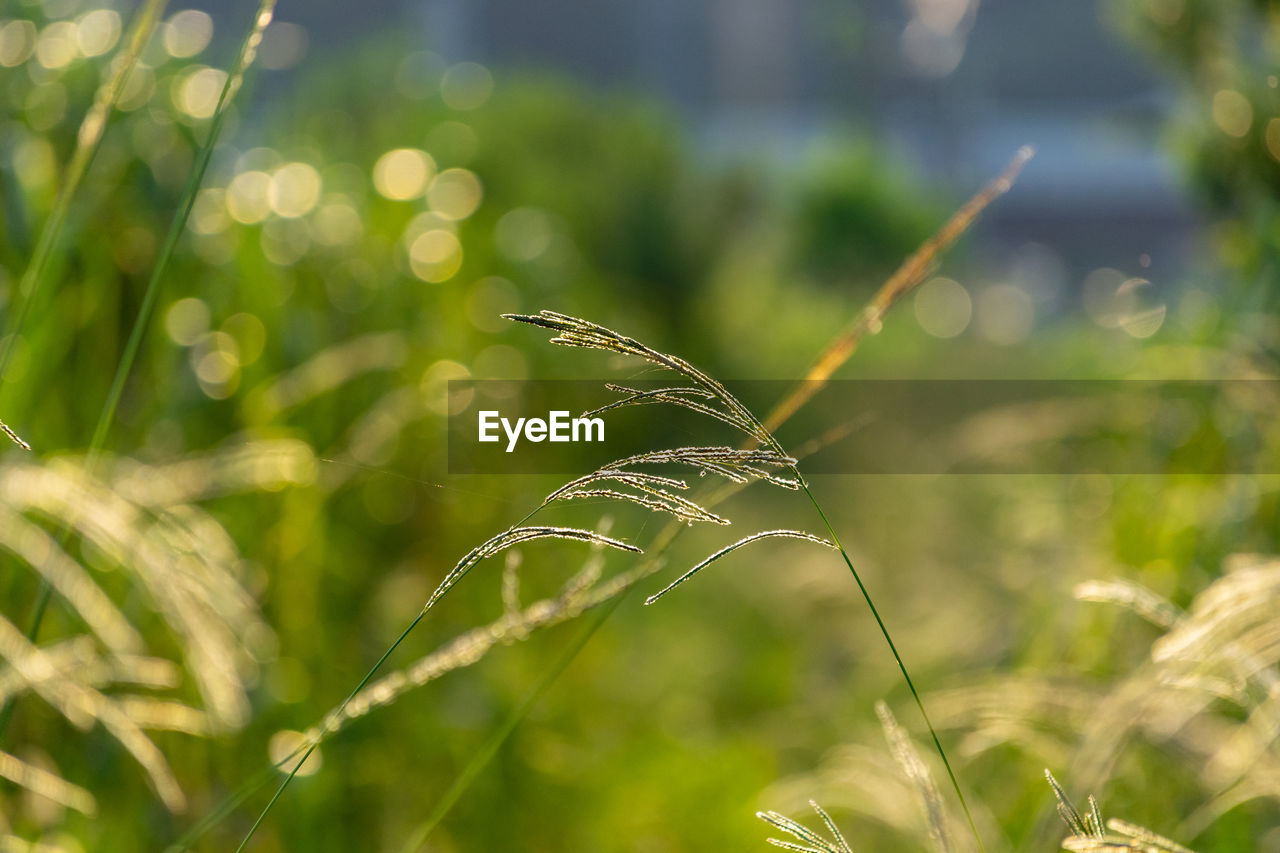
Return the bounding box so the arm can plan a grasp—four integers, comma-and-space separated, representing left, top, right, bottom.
797, 481, 985, 852
0, 0, 170, 402
88, 0, 277, 457
0, 0, 277, 752
763, 146, 1034, 432
644, 530, 835, 604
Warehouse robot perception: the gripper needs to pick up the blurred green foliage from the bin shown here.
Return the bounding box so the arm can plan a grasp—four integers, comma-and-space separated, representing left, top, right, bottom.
0, 1, 1278, 852
1111, 0, 1280, 293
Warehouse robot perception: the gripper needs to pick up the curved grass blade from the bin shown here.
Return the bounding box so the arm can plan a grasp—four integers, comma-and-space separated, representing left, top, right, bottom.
424, 526, 642, 613
644, 530, 835, 605
88, 0, 278, 456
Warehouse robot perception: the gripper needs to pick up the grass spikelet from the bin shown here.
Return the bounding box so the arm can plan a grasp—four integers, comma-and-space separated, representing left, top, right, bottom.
1043, 771, 1193, 852
550, 487, 729, 525
757, 801, 854, 853
585, 383, 759, 437
604, 447, 800, 488
644, 530, 835, 605
545, 470, 692, 502
811, 801, 855, 853
504, 311, 770, 443
1087, 796, 1105, 838
878, 701, 953, 853
546, 469, 728, 524
1, 421, 30, 451
501, 551, 523, 616
424, 526, 642, 612
1046, 769, 1090, 837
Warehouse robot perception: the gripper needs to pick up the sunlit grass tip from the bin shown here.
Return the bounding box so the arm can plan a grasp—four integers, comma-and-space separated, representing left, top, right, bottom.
757, 800, 854, 853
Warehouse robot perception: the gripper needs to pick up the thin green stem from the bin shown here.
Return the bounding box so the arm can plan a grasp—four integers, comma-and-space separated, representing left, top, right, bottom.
398, 591, 623, 853
752, 405, 984, 851
165, 762, 283, 853
235, 610, 427, 852
89, 0, 275, 455
795, 475, 985, 853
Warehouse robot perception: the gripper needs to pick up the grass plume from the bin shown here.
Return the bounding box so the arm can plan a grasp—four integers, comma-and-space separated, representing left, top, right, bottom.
215, 148, 1034, 847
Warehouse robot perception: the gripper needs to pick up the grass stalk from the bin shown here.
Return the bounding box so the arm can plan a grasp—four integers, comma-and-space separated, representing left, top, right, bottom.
763, 146, 1034, 432
234, 610, 428, 853
795, 476, 985, 851
89, 0, 277, 456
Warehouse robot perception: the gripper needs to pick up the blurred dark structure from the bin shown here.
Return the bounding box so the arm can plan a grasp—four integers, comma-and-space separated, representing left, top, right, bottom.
203, 0, 1200, 285
409, 0, 1199, 284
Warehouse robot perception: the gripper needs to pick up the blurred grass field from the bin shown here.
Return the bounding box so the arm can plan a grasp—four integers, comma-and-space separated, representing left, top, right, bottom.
1, 0, 1280, 850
